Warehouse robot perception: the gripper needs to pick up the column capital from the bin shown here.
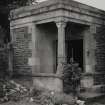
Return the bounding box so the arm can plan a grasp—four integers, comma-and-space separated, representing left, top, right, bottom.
56, 21, 67, 29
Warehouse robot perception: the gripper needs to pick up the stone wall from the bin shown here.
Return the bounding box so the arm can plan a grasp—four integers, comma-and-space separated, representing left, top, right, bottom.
11, 22, 57, 75
94, 26, 105, 85
36, 23, 57, 73
13, 26, 32, 75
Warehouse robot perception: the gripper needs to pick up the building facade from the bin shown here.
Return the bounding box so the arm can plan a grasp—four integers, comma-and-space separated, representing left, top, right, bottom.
10, 0, 105, 95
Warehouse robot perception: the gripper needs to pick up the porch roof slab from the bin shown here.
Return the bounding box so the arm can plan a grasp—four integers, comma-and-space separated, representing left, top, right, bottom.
10, 0, 105, 27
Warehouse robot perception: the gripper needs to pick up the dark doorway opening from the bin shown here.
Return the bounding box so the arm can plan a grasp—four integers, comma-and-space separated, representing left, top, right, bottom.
67, 39, 83, 69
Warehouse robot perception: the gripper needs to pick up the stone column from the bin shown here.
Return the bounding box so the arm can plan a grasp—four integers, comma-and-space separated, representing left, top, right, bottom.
56, 21, 66, 75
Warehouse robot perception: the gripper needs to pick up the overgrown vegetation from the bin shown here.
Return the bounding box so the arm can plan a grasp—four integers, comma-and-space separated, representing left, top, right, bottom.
0, 79, 28, 103
0, 49, 9, 79
28, 86, 76, 105
0, 0, 39, 10
63, 61, 82, 96
0, 79, 76, 105
0, 59, 83, 105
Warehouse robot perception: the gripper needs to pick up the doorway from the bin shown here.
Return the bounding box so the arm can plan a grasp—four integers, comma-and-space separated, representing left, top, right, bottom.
67, 39, 83, 69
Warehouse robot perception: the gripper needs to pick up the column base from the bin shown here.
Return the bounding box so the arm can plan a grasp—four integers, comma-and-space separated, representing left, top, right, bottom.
56, 62, 64, 75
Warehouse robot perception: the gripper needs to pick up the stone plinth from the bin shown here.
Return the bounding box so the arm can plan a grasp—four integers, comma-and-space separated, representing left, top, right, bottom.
81, 73, 94, 89
33, 73, 63, 92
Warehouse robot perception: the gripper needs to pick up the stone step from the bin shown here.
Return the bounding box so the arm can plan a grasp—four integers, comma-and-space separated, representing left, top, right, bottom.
79, 85, 105, 102
82, 85, 105, 93
79, 91, 105, 103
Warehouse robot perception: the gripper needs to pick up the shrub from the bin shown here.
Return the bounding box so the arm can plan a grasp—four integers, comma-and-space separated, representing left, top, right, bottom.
63, 61, 82, 95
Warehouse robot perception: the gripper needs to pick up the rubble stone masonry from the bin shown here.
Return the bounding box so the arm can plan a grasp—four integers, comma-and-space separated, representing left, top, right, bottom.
13, 26, 32, 75
94, 26, 105, 85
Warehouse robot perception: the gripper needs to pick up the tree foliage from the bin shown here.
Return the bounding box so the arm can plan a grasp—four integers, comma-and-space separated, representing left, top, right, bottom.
0, 0, 28, 6
0, 0, 37, 9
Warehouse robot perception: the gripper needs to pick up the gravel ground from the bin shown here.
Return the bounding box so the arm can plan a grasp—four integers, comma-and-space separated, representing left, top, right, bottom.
1, 99, 105, 105
1, 101, 37, 105
1, 96, 105, 105
0, 98, 38, 105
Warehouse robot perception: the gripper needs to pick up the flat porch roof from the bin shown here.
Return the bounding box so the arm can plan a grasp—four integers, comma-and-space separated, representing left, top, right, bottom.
10, 0, 105, 27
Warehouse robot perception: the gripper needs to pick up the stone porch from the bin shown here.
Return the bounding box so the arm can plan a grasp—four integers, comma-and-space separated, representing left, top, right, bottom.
10, 0, 105, 97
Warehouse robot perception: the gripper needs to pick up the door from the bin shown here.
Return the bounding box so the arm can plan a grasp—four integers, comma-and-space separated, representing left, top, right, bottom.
67, 40, 83, 69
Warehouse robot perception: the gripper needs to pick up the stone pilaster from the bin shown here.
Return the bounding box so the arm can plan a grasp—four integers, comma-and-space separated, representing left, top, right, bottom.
90, 25, 97, 73
30, 23, 39, 74
84, 25, 96, 73
56, 21, 67, 74
81, 25, 96, 88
